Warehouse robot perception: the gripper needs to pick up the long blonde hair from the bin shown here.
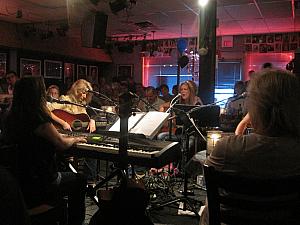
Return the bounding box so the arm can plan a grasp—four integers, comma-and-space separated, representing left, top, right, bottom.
67, 79, 93, 104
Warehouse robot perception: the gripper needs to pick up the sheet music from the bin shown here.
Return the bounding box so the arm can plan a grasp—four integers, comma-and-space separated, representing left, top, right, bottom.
109, 111, 170, 139
108, 112, 145, 132
130, 111, 170, 139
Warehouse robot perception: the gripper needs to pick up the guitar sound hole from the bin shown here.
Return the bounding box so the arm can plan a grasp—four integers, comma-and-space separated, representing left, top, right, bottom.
72, 120, 83, 131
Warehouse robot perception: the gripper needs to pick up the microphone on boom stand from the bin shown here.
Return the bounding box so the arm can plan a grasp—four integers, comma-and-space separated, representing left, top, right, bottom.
128, 91, 158, 111
86, 89, 118, 107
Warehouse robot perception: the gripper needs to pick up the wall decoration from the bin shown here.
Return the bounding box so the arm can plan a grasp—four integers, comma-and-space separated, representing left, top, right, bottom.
252, 35, 259, 43
252, 44, 259, 52
117, 64, 133, 77
259, 44, 267, 53
283, 34, 289, 42
245, 36, 252, 44
291, 33, 298, 42
77, 65, 87, 80
44, 60, 62, 79
64, 63, 75, 88
267, 44, 274, 52
275, 43, 282, 52
87, 66, 99, 85
245, 44, 252, 52
244, 32, 300, 54
20, 58, 41, 77
290, 43, 298, 51
275, 34, 282, 42
258, 35, 266, 43
282, 42, 289, 51
0, 53, 7, 78
266, 35, 274, 43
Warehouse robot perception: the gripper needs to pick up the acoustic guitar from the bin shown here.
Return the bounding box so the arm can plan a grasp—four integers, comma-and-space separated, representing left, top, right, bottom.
52, 109, 107, 131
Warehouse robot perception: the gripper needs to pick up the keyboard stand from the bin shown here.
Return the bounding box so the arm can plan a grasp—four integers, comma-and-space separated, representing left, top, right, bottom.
86, 166, 126, 207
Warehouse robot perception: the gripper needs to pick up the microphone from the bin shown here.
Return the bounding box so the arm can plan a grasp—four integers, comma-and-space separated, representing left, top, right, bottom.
230, 92, 248, 102
166, 93, 181, 113
86, 89, 100, 95
172, 93, 181, 101
87, 89, 118, 106
46, 96, 69, 104
128, 91, 140, 98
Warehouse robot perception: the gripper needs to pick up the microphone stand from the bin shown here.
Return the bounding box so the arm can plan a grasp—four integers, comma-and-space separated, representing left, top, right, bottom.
85, 92, 132, 207
166, 97, 180, 140
129, 92, 158, 112
88, 90, 118, 107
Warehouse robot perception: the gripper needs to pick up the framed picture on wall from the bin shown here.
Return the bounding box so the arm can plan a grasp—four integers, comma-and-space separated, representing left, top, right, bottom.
252, 44, 259, 52
44, 60, 62, 79
77, 65, 87, 80
64, 63, 75, 88
245, 36, 252, 44
87, 66, 98, 85
20, 58, 41, 77
275, 33, 282, 42
245, 44, 252, 52
275, 43, 282, 52
0, 53, 7, 78
290, 42, 298, 51
117, 64, 133, 78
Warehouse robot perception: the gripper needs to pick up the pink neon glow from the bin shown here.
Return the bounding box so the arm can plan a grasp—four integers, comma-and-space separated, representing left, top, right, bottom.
142, 57, 149, 86
244, 52, 294, 80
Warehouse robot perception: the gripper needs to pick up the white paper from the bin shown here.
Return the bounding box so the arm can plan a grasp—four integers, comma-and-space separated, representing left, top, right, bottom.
109, 111, 170, 139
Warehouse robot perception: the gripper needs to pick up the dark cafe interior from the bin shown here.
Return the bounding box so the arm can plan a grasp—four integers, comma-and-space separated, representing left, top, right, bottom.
0, 0, 300, 225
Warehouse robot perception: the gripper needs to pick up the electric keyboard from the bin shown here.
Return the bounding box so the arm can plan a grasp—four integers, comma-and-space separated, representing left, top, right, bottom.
67, 134, 180, 168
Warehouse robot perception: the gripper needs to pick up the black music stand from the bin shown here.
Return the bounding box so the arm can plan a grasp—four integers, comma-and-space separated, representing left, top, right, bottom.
86, 93, 132, 207
148, 104, 220, 217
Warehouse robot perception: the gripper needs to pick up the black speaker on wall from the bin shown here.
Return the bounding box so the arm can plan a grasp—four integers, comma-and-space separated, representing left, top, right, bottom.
81, 12, 108, 49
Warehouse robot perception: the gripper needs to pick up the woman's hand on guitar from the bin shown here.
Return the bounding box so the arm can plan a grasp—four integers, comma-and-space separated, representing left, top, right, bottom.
62, 121, 72, 131
87, 119, 96, 133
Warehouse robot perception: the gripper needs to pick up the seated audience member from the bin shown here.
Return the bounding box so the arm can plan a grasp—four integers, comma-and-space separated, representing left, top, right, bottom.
262, 62, 273, 69
46, 84, 60, 99
46, 84, 73, 131
5, 71, 19, 95
225, 80, 247, 116
135, 82, 145, 98
137, 86, 165, 112
159, 84, 173, 102
245, 69, 255, 88
200, 69, 300, 225
1, 76, 87, 225
172, 84, 178, 96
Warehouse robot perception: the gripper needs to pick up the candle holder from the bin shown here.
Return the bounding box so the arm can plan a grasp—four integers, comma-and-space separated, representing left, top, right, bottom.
206, 130, 223, 155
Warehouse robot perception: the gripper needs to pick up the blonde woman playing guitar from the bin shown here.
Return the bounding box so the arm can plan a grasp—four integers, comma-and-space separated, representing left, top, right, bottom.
47, 79, 97, 185
47, 79, 96, 133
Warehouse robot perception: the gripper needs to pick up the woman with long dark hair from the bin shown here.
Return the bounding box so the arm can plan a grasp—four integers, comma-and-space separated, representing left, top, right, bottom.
1, 76, 87, 225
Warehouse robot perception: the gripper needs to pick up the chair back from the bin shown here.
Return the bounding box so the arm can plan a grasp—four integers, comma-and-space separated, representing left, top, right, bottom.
203, 164, 300, 225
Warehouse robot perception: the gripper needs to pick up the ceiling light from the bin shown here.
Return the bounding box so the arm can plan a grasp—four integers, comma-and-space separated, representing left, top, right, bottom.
198, 0, 209, 7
